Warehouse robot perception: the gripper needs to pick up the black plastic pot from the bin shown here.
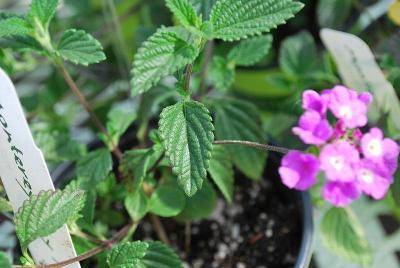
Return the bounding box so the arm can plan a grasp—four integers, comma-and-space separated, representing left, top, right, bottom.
52, 144, 314, 268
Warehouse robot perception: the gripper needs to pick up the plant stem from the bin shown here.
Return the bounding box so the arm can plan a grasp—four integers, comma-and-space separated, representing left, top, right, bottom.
57, 62, 123, 160
214, 140, 290, 154
13, 222, 136, 268
198, 40, 214, 97
149, 214, 171, 246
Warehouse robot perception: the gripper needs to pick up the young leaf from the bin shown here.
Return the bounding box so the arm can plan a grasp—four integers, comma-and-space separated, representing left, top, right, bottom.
279, 30, 317, 77
77, 148, 112, 183
209, 0, 304, 41
0, 17, 32, 38
166, 0, 201, 28
149, 185, 186, 217
15, 189, 86, 251
131, 27, 199, 96
124, 190, 149, 221
159, 100, 214, 196
177, 179, 216, 221
57, 29, 106, 66
100, 108, 137, 149
107, 241, 182, 268
320, 207, 373, 265
0, 197, 13, 212
0, 252, 11, 268
208, 145, 234, 203
210, 56, 235, 91
212, 98, 267, 180
28, 0, 59, 27
228, 35, 273, 66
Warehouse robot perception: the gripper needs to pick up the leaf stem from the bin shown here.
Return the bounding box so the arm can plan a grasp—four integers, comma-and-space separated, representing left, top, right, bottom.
198, 40, 214, 97
57, 62, 123, 160
184, 63, 194, 94
149, 214, 171, 246
214, 140, 290, 154
184, 221, 191, 258
13, 222, 136, 268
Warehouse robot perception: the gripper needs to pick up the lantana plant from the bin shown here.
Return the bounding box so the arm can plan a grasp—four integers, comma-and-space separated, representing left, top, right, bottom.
279, 86, 399, 207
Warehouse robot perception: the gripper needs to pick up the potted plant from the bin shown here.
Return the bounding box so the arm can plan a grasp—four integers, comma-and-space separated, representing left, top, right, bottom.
0, 0, 398, 267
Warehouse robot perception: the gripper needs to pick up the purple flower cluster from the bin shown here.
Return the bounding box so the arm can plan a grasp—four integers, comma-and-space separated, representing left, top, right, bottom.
279, 86, 400, 207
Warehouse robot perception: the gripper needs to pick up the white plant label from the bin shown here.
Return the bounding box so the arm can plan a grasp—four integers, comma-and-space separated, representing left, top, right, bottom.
0, 68, 80, 267
320, 28, 400, 136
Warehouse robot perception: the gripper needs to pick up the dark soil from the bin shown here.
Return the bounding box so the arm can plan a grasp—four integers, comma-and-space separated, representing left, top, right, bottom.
136, 167, 302, 268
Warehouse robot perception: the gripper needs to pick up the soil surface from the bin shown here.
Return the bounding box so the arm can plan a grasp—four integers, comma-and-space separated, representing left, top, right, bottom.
137, 167, 302, 268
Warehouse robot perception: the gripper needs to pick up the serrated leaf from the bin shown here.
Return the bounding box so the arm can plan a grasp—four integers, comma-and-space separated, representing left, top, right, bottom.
177, 179, 216, 221
228, 35, 273, 66
107, 241, 182, 268
159, 100, 214, 196
0, 17, 32, 38
149, 185, 186, 217
320, 207, 373, 265
210, 56, 235, 91
28, 0, 59, 26
0, 197, 13, 212
77, 148, 112, 183
131, 27, 199, 96
15, 189, 86, 251
57, 29, 106, 66
279, 30, 317, 77
208, 145, 234, 203
0, 252, 11, 268
212, 98, 267, 180
124, 190, 149, 221
166, 0, 201, 28
209, 0, 304, 41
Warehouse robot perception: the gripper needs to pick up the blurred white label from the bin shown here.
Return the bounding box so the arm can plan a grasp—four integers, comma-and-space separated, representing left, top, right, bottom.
0, 68, 80, 267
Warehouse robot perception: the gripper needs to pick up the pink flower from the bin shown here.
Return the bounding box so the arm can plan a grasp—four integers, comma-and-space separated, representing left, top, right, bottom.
323, 181, 360, 207
325, 85, 372, 129
320, 141, 360, 182
302, 90, 328, 115
278, 151, 319, 190
361, 128, 399, 175
355, 159, 392, 200
292, 111, 333, 145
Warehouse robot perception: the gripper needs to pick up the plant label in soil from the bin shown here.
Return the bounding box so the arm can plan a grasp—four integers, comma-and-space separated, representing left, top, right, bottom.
0, 68, 80, 268
320, 28, 400, 137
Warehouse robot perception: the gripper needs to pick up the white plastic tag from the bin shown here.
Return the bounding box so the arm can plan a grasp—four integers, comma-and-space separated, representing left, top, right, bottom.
0, 68, 80, 267
320, 28, 400, 135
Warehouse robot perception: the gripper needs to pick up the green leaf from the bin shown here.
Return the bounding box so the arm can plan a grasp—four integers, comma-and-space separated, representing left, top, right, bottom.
0, 252, 11, 268
77, 149, 112, 183
208, 145, 234, 203
57, 29, 106, 66
159, 100, 214, 196
279, 30, 317, 77
317, 0, 352, 29
209, 0, 304, 41
107, 241, 182, 268
120, 148, 163, 190
320, 207, 373, 265
124, 190, 149, 221
131, 27, 199, 96
166, 0, 201, 28
28, 0, 59, 26
228, 35, 273, 66
177, 179, 216, 221
0, 36, 42, 52
149, 185, 186, 217
0, 17, 32, 38
0, 197, 13, 212
210, 56, 235, 91
15, 189, 86, 251
212, 98, 266, 180
100, 108, 137, 149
